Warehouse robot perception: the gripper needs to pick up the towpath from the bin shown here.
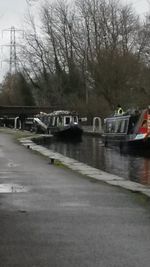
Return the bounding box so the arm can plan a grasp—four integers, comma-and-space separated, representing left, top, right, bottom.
0, 131, 150, 267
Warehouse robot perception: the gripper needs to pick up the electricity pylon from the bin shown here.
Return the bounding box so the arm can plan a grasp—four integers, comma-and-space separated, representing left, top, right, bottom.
2, 26, 24, 74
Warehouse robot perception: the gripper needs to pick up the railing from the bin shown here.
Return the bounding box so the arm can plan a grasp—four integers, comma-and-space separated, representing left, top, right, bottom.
82, 117, 103, 134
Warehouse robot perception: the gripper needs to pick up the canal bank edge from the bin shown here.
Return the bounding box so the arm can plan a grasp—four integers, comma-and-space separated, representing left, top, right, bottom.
19, 135, 150, 198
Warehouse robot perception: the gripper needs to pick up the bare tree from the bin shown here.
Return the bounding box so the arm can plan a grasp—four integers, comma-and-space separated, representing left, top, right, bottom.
14, 0, 150, 115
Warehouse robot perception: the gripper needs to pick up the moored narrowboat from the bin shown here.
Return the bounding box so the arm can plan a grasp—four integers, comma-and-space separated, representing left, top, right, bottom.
33, 110, 83, 139
102, 107, 150, 149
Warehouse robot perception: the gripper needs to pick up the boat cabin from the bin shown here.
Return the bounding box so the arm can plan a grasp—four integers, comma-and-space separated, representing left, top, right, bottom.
50, 113, 78, 128
104, 114, 139, 135
33, 110, 83, 138
45, 110, 79, 128
103, 108, 150, 147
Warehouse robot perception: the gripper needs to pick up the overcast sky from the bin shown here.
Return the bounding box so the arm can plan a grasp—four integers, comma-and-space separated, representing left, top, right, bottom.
0, 0, 27, 30
0, 0, 149, 81
0, 0, 41, 31
0, 0, 148, 34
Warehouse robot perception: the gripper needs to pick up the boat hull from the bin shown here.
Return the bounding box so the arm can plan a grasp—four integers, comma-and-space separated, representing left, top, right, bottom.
103, 133, 150, 151
49, 125, 83, 139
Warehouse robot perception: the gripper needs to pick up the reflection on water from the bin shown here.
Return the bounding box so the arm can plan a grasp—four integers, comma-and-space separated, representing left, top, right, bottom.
44, 136, 150, 186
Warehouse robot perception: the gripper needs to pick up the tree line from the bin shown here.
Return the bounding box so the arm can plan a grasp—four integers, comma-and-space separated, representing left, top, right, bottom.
1, 0, 150, 119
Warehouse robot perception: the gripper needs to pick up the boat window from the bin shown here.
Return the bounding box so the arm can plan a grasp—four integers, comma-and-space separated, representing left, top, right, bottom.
47, 116, 51, 127
47, 116, 51, 124
73, 116, 78, 123
65, 116, 71, 125
115, 119, 128, 133
120, 120, 128, 133
128, 116, 139, 134
105, 120, 115, 133
115, 120, 122, 133
52, 117, 56, 126
57, 116, 63, 126
56, 117, 60, 126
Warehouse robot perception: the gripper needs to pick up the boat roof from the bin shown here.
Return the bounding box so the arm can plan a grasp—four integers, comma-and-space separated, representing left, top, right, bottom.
35, 110, 79, 117
47, 110, 78, 116
104, 109, 143, 121
104, 114, 131, 121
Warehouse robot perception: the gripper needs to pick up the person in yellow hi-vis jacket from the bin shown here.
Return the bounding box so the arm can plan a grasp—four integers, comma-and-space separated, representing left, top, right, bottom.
115, 104, 124, 115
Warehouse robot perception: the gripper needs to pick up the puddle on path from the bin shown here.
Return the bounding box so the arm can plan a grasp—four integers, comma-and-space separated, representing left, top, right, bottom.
0, 183, 28, 193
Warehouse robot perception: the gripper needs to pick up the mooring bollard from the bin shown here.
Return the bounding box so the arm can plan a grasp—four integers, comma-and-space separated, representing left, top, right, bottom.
50, 158, 55, 164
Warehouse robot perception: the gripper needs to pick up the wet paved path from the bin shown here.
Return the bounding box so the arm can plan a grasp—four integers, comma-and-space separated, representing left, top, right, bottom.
0, 132, 150, 266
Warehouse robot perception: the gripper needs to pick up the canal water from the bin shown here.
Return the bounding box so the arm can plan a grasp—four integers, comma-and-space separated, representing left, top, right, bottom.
44, 136, 150, 186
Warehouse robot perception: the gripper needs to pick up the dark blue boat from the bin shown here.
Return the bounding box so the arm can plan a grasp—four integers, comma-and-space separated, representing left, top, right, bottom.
102, 108, 150, 149
33, 110, 83, 139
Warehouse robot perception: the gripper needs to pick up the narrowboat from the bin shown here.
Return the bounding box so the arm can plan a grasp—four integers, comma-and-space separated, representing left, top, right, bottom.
33, 110, 83, 139
102, 107, 150, 149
